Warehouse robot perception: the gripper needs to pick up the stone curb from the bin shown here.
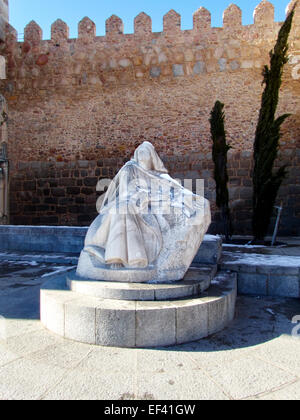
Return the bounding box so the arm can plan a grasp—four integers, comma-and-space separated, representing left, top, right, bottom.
0, 227, 222, 265
221, 260, 300, 299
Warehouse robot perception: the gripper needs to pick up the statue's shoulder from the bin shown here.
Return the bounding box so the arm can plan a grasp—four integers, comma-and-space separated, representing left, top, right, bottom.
123, 160, 138, 171
115, 161, 132, 173
114, 160, 138, 179
124, 159, 136, 167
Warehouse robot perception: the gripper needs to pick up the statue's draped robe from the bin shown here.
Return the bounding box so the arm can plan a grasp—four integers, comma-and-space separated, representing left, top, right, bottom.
84, 160, 211, 269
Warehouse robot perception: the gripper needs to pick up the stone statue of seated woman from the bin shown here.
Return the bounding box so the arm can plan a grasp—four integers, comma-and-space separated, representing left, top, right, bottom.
76, 141, 211, 283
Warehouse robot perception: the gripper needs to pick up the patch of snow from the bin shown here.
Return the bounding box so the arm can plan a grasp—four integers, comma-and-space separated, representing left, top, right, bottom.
0, 259, 39, 266
223, 251, 300, 267
41, 266, 76, 278
28, 261, 39, 266
211, 273, 229, 285
223, 244, 266, 248
265, 308, 276, 316
0, 252, 78, 263
204, 234, 221, 241
0, 225, 87, 230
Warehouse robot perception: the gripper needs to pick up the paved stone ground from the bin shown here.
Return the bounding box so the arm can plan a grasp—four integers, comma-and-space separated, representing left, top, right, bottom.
0, 258, 300, 400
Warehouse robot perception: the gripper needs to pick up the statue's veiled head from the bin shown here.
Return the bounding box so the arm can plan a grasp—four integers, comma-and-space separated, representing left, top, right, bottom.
133, 142, 168, 173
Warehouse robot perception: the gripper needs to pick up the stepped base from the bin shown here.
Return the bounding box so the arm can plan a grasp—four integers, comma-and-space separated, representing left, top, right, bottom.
41, 271, 237, 348
68, 265, 216, 301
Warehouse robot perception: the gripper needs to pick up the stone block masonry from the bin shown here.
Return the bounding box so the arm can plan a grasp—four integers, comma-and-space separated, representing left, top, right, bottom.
0, 1, 300, 234
221, 251, 300, 298
9, 148, 300, 235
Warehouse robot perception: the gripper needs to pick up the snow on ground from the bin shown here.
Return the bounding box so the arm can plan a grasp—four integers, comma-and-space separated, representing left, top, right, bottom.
223, 244, 267, 248
41, 266, 75, 278
203, 234, 221, 241
0, 252, 75, 259
0, 259, 40, 267
223, 251, 300, 267
211, 273, 230, 285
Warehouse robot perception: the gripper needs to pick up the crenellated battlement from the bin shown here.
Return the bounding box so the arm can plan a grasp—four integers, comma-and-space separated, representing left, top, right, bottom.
0, 1, 293, 46
8, 1, 298, 44
0, 1, 298, 96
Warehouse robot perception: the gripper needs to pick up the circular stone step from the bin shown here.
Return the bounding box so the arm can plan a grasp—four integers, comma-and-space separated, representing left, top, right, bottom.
40, 271, 237, 348
67, 265, 217, 301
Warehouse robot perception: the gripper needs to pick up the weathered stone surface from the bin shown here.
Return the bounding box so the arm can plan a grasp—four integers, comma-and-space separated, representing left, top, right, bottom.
51, 19, 69, 43
222, 251, 300, 298
230, 60, 240, 70
41, 279, 75, 336
268, 275, 299, 298
254, 0, 274, 27
163, 10, 181, 34
176, 300, 208, 343
194, 235, 222, 264
106, 15, 124, 36
136, 302, 176, 347
238, 272, 268, 295
24, 21, 42, 45
193, 7, 211, 31
36, 54, 48, 66
150, 66, 161, 78
208, 296, 228, 335
173, 64, 184, 77
76, 251, 158, 283
68, 265, 215, 300
223, 4, 242, 28
119, 59, 131, 68
95, 300, 136, 347
219, 58, 227, 72
40, 271, 237, 348
193, 61, 206, 74
65, 297, 97, 344
78, 17, 96, 40
134, 12, 152, 35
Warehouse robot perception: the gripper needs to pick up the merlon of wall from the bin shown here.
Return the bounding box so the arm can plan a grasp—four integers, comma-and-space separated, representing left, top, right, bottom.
51, 19, 69, 43
193, 7, 211, 32
134, 12, 152, 35
223, 4, 242, 28
254, 0, 275, 26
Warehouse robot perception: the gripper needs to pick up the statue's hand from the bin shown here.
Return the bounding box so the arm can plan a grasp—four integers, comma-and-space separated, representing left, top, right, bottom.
111, 263, 124, 270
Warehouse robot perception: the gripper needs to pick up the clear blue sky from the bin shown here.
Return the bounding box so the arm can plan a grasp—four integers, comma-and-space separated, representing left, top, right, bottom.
10, 0, 290, 39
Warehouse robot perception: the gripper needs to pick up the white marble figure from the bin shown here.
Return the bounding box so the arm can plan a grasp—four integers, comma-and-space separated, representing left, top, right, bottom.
76, 142, 211, 282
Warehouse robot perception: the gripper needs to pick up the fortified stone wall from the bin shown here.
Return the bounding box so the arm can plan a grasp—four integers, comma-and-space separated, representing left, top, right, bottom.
0, 1, 300, 235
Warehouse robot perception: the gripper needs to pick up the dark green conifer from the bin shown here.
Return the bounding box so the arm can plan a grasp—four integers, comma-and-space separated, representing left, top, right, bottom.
252, 5, 296, 242
209, 100, 232, 241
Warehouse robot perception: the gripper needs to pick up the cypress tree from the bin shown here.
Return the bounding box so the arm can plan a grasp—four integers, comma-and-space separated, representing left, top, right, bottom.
209, 100, 233, 241
252, 5, 296, 242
